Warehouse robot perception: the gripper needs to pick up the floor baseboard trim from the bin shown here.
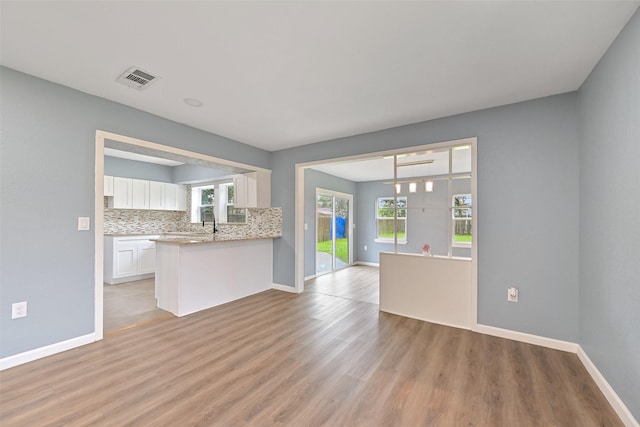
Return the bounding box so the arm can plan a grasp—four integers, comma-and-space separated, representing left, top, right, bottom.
304, 274, 317, 281
272, 283, 300, 293
355, 261, 380, 267
0, 333, 96, 371
474, 324, 578, 353
577, 346, 639, 427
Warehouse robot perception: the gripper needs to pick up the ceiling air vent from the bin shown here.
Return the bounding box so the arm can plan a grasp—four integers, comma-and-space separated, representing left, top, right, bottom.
116, 66, 159, 90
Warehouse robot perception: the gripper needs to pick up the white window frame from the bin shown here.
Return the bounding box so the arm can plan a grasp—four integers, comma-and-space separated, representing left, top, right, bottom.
191, 184, 215, 223
375, 196, 408, 244
191, 181, 238, 223
452, 193, 472, 248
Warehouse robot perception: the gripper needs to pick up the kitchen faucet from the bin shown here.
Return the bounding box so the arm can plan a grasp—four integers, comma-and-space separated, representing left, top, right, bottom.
202, 211, 218, 236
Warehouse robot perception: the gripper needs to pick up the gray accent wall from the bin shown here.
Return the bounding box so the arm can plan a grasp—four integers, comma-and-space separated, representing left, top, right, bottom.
303, 169, 357, 277
577, 8, 640, 420
0, 66, 270, 358
272, 92, 581, 342
355, 178, 471, 264
172, 163, 232, 184
104, 156, 174, 182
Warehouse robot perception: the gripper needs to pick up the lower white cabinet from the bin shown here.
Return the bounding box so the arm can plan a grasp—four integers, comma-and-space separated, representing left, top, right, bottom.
104, 235, 158, 284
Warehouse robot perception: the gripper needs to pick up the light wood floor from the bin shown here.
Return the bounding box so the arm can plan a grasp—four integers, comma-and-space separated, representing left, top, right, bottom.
305, 264, 379, 304
104, 279, 172, 334
1, 273, 621, 426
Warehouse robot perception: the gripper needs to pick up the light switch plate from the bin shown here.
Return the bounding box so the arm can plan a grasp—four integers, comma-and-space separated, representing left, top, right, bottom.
78, 217, 90, 231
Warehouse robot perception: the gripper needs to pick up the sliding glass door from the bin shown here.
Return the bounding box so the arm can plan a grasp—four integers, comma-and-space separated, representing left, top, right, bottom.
316, 189, 353, 275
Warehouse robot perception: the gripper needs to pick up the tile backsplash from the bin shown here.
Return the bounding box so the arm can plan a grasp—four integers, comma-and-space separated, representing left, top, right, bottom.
104, 183, 282, 239
104, 208, 186, 234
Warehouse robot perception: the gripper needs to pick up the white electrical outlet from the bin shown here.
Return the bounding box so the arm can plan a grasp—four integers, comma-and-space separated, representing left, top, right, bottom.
12, 301, 27, 319
364, 245, 368, 251
507, 287, 519, 303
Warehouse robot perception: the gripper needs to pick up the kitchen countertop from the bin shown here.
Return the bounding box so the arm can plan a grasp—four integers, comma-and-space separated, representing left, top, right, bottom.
150, 234, 281, 245
104, 232, 165, 237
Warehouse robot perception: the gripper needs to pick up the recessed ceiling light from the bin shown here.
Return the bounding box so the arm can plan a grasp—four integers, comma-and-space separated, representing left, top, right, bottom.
184, 98, 203, 107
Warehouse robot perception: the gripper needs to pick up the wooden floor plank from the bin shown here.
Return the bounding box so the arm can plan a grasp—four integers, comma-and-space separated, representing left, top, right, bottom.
0, 266, 622, 426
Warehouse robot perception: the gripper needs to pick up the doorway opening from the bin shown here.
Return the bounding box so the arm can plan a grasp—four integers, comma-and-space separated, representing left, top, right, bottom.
315, 189, 353, 276
94, 130, 268, 340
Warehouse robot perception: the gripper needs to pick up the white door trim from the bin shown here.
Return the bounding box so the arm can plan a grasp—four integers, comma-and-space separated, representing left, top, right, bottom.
94, 130, 269, 340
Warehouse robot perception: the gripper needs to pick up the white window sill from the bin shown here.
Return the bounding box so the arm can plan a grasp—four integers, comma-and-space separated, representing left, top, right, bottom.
375, 239, 408, 245
452, 243, 472, 248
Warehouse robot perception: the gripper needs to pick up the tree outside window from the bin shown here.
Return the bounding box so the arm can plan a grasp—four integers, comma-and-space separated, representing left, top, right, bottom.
452, 194, 472, 247
376, 197, 407, 242
199, 187, 215, 222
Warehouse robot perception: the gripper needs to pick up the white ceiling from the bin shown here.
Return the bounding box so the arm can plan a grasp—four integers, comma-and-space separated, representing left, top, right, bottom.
1, 1, 638, 151
311, 144, 471, 182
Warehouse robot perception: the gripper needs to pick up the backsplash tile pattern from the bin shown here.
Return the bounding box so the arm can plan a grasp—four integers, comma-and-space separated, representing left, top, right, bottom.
104, 209, 185, 234
104, 183, 282, 239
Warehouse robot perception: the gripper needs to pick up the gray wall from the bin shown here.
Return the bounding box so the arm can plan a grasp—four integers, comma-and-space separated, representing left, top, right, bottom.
0, 66, 270, 358
355, 178, 471, 264
172, 163, 232, 184
304, 169, 357, 277
273, 92, 580, 342
577, 9, 640, 420
105, 157, 238, 184
104, 156, 174, 182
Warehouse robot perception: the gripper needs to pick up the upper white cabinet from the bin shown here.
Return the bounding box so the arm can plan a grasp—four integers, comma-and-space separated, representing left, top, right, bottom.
149, 181, 164, 210
234, 171, 271, 208
112, 177, 133, 209
108, 177, 186, 211
149, 181, 184, 211
131, 179, 150, 209
104, 175, 114, 197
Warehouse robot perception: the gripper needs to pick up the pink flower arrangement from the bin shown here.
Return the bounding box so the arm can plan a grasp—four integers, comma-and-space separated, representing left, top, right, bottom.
422, 244, 431, 252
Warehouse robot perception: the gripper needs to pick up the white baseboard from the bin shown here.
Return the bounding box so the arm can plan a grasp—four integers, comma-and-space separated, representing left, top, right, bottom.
272, 283, 300, 293
355, 261, 379, 267
304, 274, 317, 281
577, 346, 639, 427
473, 324, 578, 353
474, 324, 638, 424
0, 333, 96, 371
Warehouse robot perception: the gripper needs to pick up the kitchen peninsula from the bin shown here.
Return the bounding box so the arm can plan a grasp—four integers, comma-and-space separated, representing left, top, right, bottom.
152, 208, 282, 317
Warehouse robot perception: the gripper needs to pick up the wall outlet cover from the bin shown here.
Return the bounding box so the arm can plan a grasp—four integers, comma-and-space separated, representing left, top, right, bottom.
12, 301, 27, 319
507, 287, 519, 302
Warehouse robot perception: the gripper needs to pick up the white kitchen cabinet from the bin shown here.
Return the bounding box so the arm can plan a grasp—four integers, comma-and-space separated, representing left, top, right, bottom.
233, 171, 271, 208
107, 177, 186, 211
104, 175, 114, 197
148, 181, 184, 211
176, 185, 186, 211
104, 235, 158, 284
112, 177, 133, 209
163, 183, 178, 210
149, 181, 164, 210
131, 179, 150, 209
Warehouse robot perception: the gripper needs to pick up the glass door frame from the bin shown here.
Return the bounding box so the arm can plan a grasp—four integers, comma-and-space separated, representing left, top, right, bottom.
315, 188, 354, 276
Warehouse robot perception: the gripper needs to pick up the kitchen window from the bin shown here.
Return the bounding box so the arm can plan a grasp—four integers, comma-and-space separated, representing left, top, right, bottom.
191, 182, 246, 223
375, 197, 407, 243
192, 185, 215, 223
